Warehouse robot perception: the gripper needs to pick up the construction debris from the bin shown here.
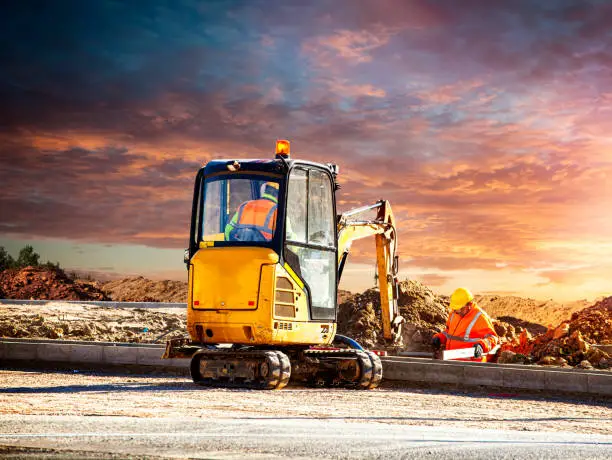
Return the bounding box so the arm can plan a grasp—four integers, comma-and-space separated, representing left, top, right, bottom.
497, 350, 530, 365
493, 320, 518, 343
501, 296, 612, 369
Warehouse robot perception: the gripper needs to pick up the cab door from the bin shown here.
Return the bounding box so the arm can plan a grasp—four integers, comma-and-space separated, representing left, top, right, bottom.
283, 166, 337, 321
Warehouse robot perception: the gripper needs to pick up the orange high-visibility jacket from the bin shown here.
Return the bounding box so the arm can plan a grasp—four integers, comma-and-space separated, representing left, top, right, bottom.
226, 199, 277, 241
433, 304, 499, 356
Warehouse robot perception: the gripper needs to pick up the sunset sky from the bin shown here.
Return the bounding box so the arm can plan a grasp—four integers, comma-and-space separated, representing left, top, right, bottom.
2, 0, 612, 301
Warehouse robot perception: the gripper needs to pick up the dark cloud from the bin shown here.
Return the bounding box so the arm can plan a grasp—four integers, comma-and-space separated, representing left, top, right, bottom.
0, 0, 611, 294
0, 142, 196, 248
150, 158, 202, 179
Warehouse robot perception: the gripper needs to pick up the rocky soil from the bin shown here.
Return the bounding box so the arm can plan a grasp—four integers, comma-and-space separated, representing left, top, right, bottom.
500, 297, 612, 369
1, 266, 610, 368
101, 276, 187, 303
0, 302, 186, 343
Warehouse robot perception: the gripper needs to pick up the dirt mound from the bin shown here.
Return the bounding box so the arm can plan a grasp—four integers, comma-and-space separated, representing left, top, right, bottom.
501, 297, 612, 368
493, 319, 518, 343
337, 289, 353, 304
494, 316, 547, 336
0, 266, 108, 301
0, 303, 186, 343
474, 295, 588, 329
101, 277, 187, 303
337, 280, 449, 351
396, 280, 448, 350
568, 297, 612, 344
337, 289, 384, 349
0, 268, 186, 304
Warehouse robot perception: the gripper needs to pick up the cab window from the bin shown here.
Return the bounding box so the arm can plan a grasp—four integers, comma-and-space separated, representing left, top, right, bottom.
308, 170, 335, 248
201, 176, 279, 243
284, 167, 336, 320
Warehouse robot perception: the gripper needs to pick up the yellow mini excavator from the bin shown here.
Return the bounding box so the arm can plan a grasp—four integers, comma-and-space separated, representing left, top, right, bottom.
163, 140, 404, 389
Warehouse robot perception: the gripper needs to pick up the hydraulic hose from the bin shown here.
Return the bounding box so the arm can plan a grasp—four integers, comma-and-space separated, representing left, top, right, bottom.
333, 334, 364, 350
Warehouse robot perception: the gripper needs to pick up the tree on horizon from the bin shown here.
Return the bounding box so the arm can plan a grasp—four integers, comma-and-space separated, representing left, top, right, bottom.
0, 245, 62, 271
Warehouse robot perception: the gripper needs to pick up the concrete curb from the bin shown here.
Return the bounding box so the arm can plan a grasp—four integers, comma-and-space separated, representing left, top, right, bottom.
0, 299, 186, 309
0, 338, 165, 348
382, 357, 612, 396
0, 339, 188, 370
1, 339, 610, 396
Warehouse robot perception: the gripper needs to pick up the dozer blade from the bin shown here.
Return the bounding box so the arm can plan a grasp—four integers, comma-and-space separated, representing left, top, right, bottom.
190, 349, 291, 390
297, 349, 383, 389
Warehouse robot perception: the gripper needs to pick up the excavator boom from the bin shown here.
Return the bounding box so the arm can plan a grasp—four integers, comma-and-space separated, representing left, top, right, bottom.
337, 200, 403, 343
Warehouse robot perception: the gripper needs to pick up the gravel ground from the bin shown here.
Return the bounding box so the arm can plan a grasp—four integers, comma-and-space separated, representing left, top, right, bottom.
1, 369, 610, 435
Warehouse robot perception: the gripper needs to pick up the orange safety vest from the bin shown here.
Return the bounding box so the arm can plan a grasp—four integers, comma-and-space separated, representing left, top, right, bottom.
232, 199, 277, 240
433, 305, 499, 362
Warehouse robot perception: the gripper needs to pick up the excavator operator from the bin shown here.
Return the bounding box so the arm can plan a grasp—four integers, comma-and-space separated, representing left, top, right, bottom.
432, 287, 499, 362
224, 181, 279, 242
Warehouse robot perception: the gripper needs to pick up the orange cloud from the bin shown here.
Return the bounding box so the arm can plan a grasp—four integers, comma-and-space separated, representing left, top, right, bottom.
328, 81, 386, 98
3, 0, 612, 300
415, 79, 485, 105
303, 27, 395, 65
414, 273, 451, 287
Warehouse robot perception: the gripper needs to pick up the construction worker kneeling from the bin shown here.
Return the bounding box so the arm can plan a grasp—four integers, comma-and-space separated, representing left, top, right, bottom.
432, 287, 499, 362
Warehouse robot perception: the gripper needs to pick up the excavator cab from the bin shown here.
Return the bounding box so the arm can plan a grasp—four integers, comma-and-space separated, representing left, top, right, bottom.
184, 141, 340, 347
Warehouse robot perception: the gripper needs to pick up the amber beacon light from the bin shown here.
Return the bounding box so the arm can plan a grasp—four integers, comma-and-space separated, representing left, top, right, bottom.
275, 139, 290, 158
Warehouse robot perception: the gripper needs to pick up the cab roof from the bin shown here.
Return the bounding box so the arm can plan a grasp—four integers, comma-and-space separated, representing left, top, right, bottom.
201, 158, 335, 176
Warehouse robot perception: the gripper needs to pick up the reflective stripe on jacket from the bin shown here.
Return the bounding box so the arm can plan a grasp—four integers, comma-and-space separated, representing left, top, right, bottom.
225, 198, 277, 241
433, 305, 498, 353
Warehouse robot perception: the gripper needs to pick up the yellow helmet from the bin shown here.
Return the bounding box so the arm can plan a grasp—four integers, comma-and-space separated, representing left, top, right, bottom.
449, 287, 474, 311
261, 181, 279, 201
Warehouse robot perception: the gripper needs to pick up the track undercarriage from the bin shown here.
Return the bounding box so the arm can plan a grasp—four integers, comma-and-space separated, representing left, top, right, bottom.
172, 341, 383, 390
190, 349, 292, 390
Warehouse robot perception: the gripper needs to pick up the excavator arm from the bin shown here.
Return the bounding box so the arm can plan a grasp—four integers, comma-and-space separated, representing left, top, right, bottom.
337, 200, 404, 343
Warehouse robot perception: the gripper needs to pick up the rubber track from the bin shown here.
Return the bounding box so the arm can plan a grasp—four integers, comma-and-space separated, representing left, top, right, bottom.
364, 351, 383, 389
190, 349, 290, 390
274, 350, 292, 389
303, 349, 379, 389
